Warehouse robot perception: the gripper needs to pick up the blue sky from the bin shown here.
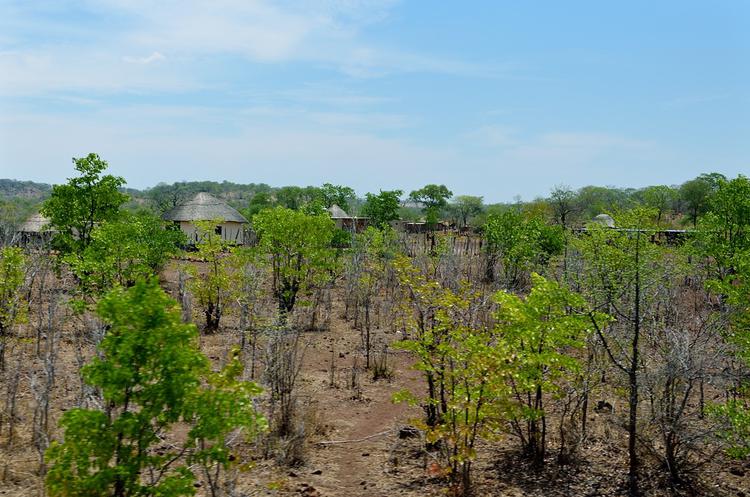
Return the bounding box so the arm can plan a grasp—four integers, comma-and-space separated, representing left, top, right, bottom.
1, 1, 748, 202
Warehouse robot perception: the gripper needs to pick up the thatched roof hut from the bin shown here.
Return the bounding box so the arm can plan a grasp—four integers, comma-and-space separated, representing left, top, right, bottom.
163, 192, 248, 244
164, 192, 248, 223
18, 213, 52, 233
327, 204, 350, 219
15, 213, 55, 247
326, 204, 368, 232
592, 213, 616, 228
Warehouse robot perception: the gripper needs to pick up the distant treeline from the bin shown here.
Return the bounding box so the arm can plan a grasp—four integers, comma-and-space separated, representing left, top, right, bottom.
0, 171, 736, 230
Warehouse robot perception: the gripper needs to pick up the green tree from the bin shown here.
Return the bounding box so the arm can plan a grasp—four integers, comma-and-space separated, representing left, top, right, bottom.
694, 175, 750, 281
409, 184, 453, 228
41, 153, 128, 254
575, 185, 632, 219
641, 185, 676, 225
318, 183, 355, 211
449, 195, 484, 229
245, 191, 274, 218
361, 190, 403, 228
696, 175, 750, 459
346, 226, 399, 367
394, 256, 510, 495
186, 221, 237, 332
146, 182, 191, 215
549, 185, 578, 229
45, 279, 266, 497
571, 208, 661, 496
275, 186, 322, 212
252, 207, 336, 322
483, 210, 564, 287
494, 274, 606, 466
679, 173, 725, 228
0, 247, 26, 371
68, 212, 185, 296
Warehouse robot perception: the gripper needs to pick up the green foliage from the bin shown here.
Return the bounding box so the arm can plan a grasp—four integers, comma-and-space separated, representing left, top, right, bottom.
186, 221, 237, 332
0, 247, 26, 332
0, 247, 26, 369
319, 183, 355, 211
696, 175, 750, 459
245, 191, 274, 218
711, 398, 750, 459
275, 186, 322, 212
575, 185, 633, 219
640, 185, 676, 225
147, 181, 271, 215
694, 175, 750, 281
393, 257, 509, 491
548, 185, 577, 228
67, 212, 185, 296
361, 190, 403, 228
347, 226, 400, 366
252, 207, 336, 320
494, 273, 607, 464
572, 207, 662, 309
41, 153, 129, 254
448, 195, 484, 228
45, 279, 266, 497
679, 173, 725, 228
409, 184, 453, 228
483, 210, 564, 287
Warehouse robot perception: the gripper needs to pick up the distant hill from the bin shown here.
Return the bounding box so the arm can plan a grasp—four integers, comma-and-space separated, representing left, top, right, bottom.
0, 179, 52, 201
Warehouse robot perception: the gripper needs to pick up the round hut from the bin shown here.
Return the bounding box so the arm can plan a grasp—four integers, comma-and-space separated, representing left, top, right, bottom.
592, 213, 616, 228
16, 213, 54, 246
163, 192, 248, 244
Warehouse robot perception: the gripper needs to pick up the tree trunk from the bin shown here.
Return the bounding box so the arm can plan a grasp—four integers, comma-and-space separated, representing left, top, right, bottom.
628, 234, 641, 497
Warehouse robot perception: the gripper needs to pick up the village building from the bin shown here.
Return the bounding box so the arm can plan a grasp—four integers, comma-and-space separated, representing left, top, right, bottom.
592, 213, 616, 228
162, 192, 248, 244
327, 204, 368, 232
15, 212, 55, 246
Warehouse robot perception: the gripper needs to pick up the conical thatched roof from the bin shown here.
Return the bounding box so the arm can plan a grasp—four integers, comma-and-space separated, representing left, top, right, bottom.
19, 213, 53, 233
592, 213, 615, 228
327, 204, 350, 219
163, 192, 248, 223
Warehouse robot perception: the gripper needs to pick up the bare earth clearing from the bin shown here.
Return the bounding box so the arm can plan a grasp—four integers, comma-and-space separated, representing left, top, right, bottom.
0, 259, 748, 497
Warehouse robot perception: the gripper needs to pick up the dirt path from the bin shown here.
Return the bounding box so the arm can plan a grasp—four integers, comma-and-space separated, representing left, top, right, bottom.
289, 299, 424, 497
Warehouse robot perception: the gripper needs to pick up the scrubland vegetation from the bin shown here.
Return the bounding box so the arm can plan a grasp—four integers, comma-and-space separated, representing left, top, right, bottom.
1, 154, 749, 496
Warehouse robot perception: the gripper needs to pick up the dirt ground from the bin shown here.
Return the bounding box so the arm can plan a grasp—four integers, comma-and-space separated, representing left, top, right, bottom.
1, 261, 749, 497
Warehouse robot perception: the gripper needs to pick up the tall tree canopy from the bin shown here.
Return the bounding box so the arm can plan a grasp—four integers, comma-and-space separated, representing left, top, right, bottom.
449, 195, 484, 228
361, 189, 403, 228
252, 207, 337, 320
409, 184, 453, 227
41, 153, 128, 254
45, 279, 266, 497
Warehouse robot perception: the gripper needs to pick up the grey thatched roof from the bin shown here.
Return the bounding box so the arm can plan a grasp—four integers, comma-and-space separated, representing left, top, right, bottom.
593, 213, 616, 228
327, 204, 350, 219
19, 213, 53, 233
163, 192, 248, 223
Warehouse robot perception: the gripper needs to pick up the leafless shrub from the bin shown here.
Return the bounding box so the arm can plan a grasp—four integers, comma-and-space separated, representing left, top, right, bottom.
264, 330, 303, 436
177, 269, 193, 324
1, 354, 23, 451
29, 288, 64, 475
372, 345, 394, 382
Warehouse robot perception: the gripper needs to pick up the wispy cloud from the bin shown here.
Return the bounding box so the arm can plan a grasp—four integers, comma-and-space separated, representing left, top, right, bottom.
123, 51, 165, 64
0, 0, 508, 98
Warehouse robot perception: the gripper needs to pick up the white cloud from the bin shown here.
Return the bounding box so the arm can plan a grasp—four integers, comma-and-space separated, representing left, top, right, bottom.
0, 48, 193, 95
123, 51, 165, 64
0, 0, 504, 97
